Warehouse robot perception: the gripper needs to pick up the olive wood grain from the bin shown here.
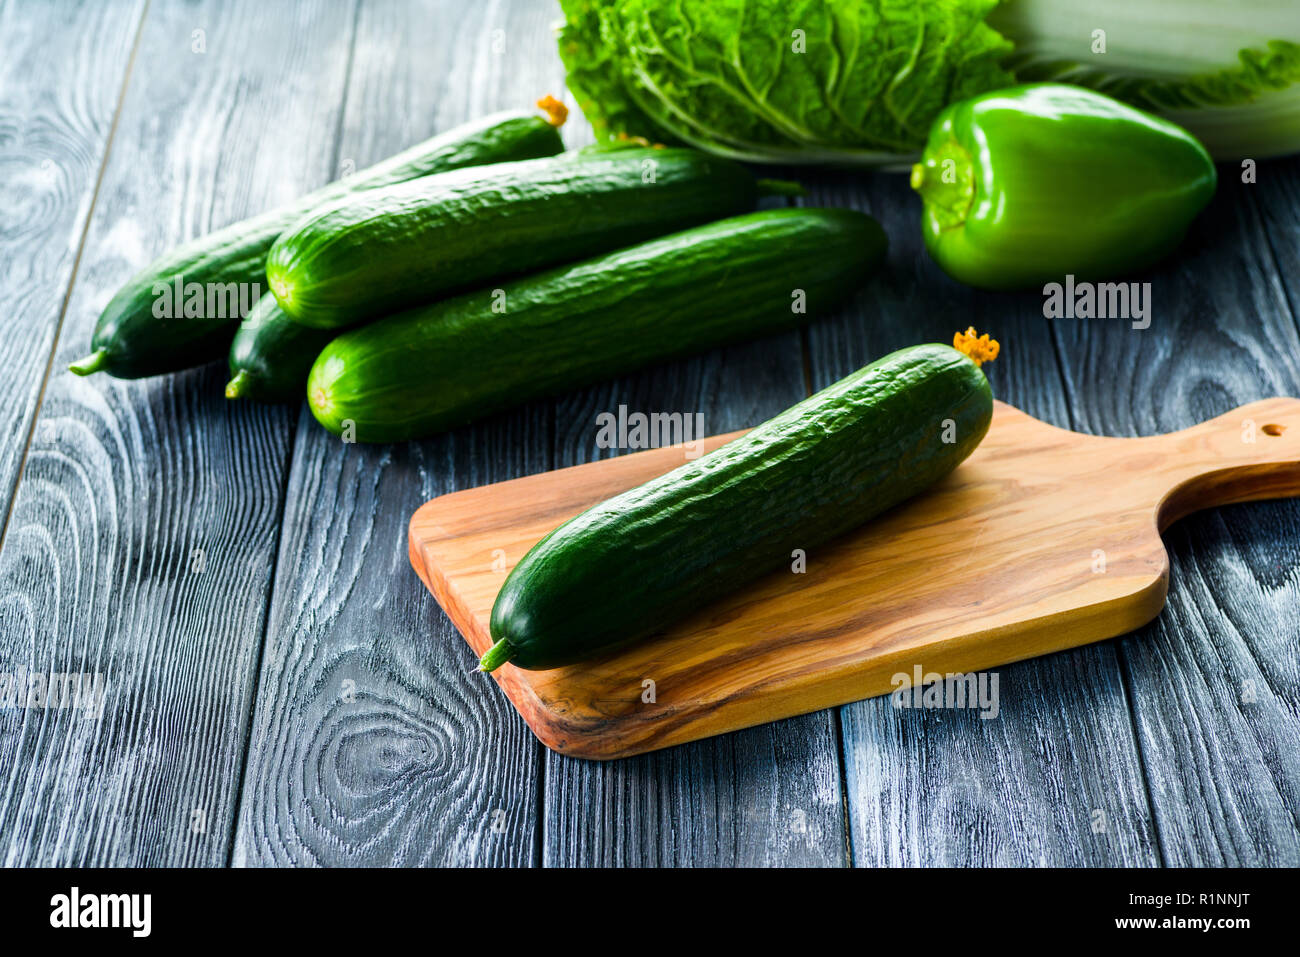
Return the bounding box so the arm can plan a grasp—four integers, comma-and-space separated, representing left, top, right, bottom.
409, 397, 1300, 760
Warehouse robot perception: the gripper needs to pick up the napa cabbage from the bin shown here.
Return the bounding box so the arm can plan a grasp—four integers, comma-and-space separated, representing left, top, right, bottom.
557, 0, 1300, 164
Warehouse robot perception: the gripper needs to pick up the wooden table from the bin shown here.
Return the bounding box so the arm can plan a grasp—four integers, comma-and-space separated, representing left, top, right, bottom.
1, 0, 1297, 867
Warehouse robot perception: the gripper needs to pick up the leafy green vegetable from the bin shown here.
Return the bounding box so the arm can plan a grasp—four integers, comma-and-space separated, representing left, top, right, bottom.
558, 0, 1300, 164
558, 0, 1015, 166
989, 0, 1300, 160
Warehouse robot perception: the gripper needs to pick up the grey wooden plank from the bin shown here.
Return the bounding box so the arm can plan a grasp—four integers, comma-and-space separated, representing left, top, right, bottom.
0, 0, 144, 540
798, 170, 1159, 866
541, 341, 848, 867
232, 0, 564, 867
1252, 156, 1300, 341
1050, 157, 1300, 866
231, 417, 551, 866
0, 0, 358, 866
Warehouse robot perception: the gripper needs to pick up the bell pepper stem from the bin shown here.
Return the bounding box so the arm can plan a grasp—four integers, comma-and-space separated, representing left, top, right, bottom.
910, 137, 974, 232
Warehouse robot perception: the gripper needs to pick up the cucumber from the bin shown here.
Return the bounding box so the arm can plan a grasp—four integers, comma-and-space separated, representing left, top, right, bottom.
68, 110, 565, 378
307, 207, 887, 442
225, 294, 335, 402
481, 338, 998, 672
267, 147, 781, 329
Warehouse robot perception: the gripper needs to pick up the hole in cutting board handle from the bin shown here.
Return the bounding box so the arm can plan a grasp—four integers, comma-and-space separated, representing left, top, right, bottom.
1262, 423, 1286, 436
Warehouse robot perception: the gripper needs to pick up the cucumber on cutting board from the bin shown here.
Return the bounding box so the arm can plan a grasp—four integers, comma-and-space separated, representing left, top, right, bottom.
481, 333, 1000, 672
69, 109, 565, 379
226, 294, 335, 402
307, 207, 887, 442
267, 147, 786, 329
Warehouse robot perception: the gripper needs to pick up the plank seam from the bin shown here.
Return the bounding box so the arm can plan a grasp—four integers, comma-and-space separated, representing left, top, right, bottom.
223, 410, 301, 867
327, 0, 366, 185
798, 326, 814, 398
1042, 310, 1163, 864
805, 288, 851, 864
1245, 176, 1300, 338
538, 400, 558, 867
0, 0, 151, 560
833, 707, 853, 866
1112, 638, 1171, 866
1043, 314, 1082, 435
532, 731, 545, 867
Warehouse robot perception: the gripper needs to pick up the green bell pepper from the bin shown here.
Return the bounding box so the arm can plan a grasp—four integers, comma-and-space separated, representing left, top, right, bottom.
910, 84, 1217, 290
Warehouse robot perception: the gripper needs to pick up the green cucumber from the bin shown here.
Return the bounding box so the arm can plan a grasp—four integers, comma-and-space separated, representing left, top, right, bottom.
267, 147, 778, 329
225, 294, 335, 402
481, 338, 998, 672
69, 110, 565, 379
307, 207, 887, 442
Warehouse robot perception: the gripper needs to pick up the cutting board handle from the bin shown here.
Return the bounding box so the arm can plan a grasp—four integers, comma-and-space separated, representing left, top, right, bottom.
1151, 396, 1300, 527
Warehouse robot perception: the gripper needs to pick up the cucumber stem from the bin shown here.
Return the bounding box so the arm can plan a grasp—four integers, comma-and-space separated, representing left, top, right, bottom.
755, 177, 806, 198
477, 638, 514, 673
68, 348, 108, 376
536, 94, 568, 128
225, 370, 250, 399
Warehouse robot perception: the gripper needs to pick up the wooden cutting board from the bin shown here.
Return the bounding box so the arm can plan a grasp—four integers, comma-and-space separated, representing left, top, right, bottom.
408, 398, 1300, 760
